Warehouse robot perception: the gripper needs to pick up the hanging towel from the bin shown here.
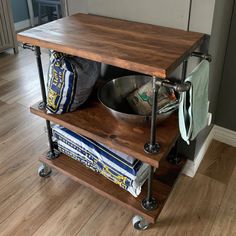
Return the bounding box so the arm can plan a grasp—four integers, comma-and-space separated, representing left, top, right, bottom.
179, 60, 210, 144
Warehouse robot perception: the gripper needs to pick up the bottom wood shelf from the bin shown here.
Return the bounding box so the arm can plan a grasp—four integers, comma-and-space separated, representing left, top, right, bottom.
39, 153, 186, 224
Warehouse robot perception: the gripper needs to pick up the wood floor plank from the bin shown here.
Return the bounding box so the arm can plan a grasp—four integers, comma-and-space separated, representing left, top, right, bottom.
0, 51, 25, 71
76, 200, 133, 236
0, 102, 26, 124
0, 173, 78, 236
0, 105, 36, 140
17, 87, 42, 107
0, 48, 35, 69
121, 173, 226, 236
0, 78, 8, 87
209, 167, 236, 236
0, 60, 48, 82
32, 187, 106, 236
0, 115, 44, 164
0, 49, 48, 106
0, 48, 48, 82
0, 134, 47, 189
0, 162, 54, 224
0, 79, 42, 105
0, 79, 28, 99
198, 140, 236, 185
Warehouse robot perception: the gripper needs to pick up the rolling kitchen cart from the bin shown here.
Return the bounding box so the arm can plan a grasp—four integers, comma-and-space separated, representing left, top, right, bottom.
17, 13, 210, 230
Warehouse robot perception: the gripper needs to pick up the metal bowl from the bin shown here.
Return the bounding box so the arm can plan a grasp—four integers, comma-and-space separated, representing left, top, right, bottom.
98, 75, 175, 124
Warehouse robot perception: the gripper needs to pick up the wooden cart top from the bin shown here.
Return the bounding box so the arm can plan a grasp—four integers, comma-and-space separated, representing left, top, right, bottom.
17, 13, 204, 78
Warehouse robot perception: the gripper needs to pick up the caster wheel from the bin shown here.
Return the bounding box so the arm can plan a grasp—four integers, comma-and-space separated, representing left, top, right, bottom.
132, 215, 150, 230
38, 164, 52, 178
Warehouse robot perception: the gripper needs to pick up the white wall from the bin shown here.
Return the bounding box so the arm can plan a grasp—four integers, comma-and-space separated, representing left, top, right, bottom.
66, 0, 88, 15
68, 0, 215, 34
88, 0, 190, 30
190, 0, 215, 34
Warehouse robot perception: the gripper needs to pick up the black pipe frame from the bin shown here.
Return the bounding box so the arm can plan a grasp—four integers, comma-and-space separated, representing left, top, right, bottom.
35, 46, 59, 159
142, 77, 160, 211
141, 57, 191, 210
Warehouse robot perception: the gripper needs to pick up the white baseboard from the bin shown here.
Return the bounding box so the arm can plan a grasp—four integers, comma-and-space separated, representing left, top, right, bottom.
14, 17, 38, 32
182, 125, 236, 177
182, 127, 215, 177
213, 125, 236, 147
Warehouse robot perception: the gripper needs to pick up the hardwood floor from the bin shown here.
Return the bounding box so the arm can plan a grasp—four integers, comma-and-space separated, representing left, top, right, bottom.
0, 48, 236, 236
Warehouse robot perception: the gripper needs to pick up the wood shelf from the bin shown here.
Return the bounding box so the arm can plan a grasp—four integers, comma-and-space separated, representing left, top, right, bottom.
31, 99, 179, 168
39, 152, 186, 223
17, 13, 204, 78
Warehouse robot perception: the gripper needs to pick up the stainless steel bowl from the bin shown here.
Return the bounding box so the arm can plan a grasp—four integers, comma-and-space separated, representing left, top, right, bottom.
98, 75, 175, 124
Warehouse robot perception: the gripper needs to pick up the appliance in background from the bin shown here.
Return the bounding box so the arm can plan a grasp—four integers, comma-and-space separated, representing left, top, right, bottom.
27, 0, 64, 26
36, 0, 62, 25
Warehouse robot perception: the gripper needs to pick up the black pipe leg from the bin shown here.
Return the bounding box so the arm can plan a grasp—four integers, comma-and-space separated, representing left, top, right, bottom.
167, 59, 188, 164
142, 76, 160, 211
46, 120, 60, 159
34, 46, 59, 160
35, 46, 47, 110
167, 138, 182, 165
144, 76, 160, 154
141, 166, 158, 211
181, 59, 188, 83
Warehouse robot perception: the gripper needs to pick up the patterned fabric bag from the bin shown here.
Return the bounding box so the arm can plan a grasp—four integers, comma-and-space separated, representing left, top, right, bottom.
46, 51, 100, 114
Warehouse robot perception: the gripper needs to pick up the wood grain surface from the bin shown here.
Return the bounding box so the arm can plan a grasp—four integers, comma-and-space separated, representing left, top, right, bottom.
31, 100, 179, 168
32, 187, 106, 236
17, 13, 204, 78
121, 173, 226, 236
198, 140, 236, 184
209, 167, 236, 236
39, 152, 186, 224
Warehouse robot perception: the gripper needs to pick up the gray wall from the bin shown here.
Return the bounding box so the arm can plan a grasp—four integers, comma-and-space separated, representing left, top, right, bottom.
10, 0, 29, 23
190, 0, 235, 157
208, 0, 235, 125
215, 2, 236, 131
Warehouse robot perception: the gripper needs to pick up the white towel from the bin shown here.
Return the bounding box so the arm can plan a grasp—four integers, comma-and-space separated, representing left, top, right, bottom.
179, 60, 210, 144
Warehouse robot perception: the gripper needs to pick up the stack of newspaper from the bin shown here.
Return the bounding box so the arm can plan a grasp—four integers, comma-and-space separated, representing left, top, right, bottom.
52, 125, 149, 197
